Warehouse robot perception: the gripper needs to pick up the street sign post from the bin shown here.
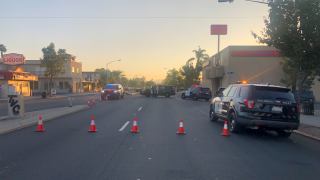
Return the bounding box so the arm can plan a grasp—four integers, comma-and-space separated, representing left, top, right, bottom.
227, 72, 234, 85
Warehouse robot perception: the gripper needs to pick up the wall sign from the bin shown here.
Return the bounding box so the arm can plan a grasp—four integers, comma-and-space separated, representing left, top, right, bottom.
3, 53, 26, 65
232, 51, 281, 56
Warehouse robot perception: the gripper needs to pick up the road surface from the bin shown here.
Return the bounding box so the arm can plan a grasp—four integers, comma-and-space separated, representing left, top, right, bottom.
0, 93, 319, 180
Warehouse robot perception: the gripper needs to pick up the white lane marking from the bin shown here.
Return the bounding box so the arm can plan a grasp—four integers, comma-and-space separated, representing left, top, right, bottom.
138, 107, 142, 111
193, 106, 207, 116
119, 121, 130, 131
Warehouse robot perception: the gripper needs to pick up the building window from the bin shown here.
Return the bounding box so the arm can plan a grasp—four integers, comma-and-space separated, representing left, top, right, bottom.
64, 82, 69, 90
23, 67, 32, 72
59, 82, 64, 90
44, 82, 49, 91
77, 68, 79, 73
34, 82, 38, 90
30, 82, 33, 90
72, 67, 75, 73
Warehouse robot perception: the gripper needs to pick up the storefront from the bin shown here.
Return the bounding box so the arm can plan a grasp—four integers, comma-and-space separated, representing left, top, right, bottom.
202, 45, 320, 102
0, 67, 38, 98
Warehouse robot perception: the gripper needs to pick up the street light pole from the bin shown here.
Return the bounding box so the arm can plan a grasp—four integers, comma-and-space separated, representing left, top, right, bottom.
106, 59, 121, 86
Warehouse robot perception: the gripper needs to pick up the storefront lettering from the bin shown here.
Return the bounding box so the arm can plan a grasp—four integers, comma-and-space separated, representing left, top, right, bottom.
9, 97, 20, 115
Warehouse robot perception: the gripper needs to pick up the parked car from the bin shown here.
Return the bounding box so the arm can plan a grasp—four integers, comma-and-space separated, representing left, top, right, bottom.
101, 84, 125, 100
210, 83, 300, 137
181, 86, 212, 101
213, 87, 226, 97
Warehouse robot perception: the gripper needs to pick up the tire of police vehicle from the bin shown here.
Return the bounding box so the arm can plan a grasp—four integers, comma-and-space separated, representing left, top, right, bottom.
121, 94, 124, 98
182, 93, 186, 99
228, 112, 241, 133
276, 130, 292, 137
209, 105, 218, 122
165, 93, 170, 98
193, 95, 198, 101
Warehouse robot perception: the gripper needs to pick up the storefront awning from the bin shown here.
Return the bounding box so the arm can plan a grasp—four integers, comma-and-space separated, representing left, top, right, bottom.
0, 67, 38, 81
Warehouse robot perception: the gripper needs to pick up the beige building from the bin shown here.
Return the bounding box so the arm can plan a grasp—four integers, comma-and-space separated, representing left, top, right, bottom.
82, 72, 100, 92
0, 54, 82, 94
202, 46, 320, 102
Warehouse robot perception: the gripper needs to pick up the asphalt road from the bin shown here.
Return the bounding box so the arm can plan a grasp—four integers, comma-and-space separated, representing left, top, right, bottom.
0, 93, 100, 117
0, 93, 320, 180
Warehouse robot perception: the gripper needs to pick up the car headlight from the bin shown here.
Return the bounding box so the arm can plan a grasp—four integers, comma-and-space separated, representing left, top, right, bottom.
114, 90, 118, 93
101, 90, 105, 93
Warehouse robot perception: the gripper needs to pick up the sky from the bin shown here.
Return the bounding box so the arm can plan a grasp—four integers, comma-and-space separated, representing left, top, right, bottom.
0, 0, 270, 81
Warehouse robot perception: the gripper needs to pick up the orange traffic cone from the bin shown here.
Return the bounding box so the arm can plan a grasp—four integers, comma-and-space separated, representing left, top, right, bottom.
88, 100, 90, 107
221, 121, 229, 136
106, 96, 108, 101
88, 117, 97, 132
35, 116, 45, 132
100, 97, 102, 102
131, 117, 139, 133
177, 119, 185, 134
93, 98, 95, 104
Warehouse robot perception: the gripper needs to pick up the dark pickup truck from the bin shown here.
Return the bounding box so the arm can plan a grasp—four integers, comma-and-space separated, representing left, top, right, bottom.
145, 85, 175, 98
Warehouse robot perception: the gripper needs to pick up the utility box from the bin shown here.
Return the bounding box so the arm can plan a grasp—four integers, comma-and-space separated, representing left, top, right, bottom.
8, 95, 25, 118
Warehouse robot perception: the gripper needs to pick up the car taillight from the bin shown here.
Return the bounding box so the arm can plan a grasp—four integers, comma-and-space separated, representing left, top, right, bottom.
297, 105, 300, 113
211, 92, 212, 94
109, 90, 112, 93
199, 91, 203, 94
243, 99, 254, 109
172, 89, 174, 91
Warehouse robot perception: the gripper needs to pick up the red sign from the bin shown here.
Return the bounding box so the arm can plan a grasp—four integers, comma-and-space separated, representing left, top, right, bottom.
211, 25, 227, 35
202, 60, 210, 67
3, 53, 25, 65
232, 51, 281, 56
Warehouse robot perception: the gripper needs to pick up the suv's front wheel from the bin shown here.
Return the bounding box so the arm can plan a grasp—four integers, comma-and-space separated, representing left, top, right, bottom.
182, 93, 186, 99
276, 130, 292, 137
228, 112, 241, 133
209, 105, 218, 122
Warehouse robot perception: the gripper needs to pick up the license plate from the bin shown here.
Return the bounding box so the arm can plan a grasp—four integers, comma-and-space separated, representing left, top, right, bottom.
272, 106, 282, 113
107, 94, 110, 96
206, 93, 209, 94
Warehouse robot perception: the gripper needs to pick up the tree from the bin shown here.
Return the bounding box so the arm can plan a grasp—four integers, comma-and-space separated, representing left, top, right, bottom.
252, 0, 320, 103
111, 70, 126, 83
180, 63, 198, 88
186, 46, 209, 81
145, 80, 156, 88
0, 44, 7, 58
163, 68, 183, 89
40, 43, 70, 97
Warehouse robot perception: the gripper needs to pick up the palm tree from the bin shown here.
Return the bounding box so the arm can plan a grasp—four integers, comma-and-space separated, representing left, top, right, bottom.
111, 70, 126, 83
186, 46, 209, 65
186, 46, 209, 81
0, 44, 7, 58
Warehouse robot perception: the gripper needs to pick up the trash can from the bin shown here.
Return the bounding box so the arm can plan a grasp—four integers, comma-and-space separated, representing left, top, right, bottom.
302, 100, 314, 115
42, 91, 47, 99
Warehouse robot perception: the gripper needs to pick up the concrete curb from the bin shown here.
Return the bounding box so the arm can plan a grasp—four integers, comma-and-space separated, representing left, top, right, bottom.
0, 106, 90, 135
293, 130, 320, 141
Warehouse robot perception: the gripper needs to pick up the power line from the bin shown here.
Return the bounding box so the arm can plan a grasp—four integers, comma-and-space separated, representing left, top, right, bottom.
0, 16, 264, 19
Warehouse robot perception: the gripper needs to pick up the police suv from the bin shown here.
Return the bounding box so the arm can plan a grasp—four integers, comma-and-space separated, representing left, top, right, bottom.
181, 85, 212, 101
209, 81, 300, 137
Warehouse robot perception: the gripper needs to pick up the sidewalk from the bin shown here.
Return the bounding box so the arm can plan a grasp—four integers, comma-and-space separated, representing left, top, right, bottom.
295, 113, 320, 141
0, 105, 89, 134
0, 92, 100, 101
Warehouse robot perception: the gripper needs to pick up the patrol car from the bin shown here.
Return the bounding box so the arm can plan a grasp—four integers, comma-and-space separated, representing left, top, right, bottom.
181, 85, 212, 101
209, 81, 300, 137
